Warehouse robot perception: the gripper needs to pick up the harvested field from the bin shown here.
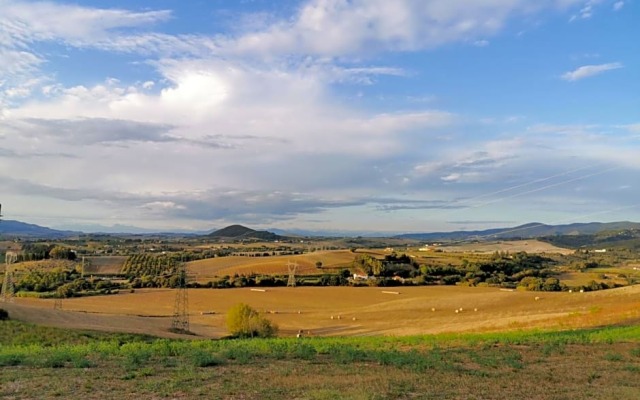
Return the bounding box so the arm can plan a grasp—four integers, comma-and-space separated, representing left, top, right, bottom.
186, 250, 357, 281
437, 239, 574, 254
4, 284, 640, 339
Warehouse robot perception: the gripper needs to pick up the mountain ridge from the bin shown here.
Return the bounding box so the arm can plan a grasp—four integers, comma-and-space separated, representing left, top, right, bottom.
394, 221, 640, 241
2, 219, 640, 240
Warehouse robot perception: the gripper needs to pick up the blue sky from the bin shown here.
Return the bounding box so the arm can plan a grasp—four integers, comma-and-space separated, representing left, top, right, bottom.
0, 0, 638, 234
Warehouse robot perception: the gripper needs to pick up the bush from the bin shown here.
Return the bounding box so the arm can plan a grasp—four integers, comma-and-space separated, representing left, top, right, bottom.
226, 303, 278, 338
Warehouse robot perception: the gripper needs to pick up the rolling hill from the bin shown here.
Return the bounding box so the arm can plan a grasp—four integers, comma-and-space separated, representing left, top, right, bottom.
395, 221, 640, 241
0, 220, 79, 238
207, 224, 282, 241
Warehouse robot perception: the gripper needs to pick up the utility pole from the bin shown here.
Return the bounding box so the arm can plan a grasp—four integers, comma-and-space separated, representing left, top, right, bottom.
171, 259, 190, 333
287, 261, 298, 287
1, 252, 17, 303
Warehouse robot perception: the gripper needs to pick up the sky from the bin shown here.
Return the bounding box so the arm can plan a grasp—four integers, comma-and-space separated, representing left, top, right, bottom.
0, 0, 639, 234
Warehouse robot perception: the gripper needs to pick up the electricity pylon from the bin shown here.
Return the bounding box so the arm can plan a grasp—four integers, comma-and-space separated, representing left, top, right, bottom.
287, 261, 298, 287
171, 260, 190, 333
1, 251, 17, 303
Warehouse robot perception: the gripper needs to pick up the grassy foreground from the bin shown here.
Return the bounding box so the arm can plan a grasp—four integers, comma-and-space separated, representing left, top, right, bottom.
1, 320, 640, 399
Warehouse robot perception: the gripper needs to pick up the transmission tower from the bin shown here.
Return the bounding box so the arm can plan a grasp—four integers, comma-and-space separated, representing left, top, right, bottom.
171, 260, 190, 333
1, 251, 17, 303
53, 296, 63, 310
287, 261, 298, 287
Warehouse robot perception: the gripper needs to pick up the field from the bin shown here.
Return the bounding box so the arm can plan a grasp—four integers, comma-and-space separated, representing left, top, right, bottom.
2, 239, 640, 399
83, 256, 127, 275
185, 248, 405, 281
185, 250, 360, 281
184, 241, 572, 281
4, 284, 640, 339
1, 319, 640, 399
433, 239, 575, 255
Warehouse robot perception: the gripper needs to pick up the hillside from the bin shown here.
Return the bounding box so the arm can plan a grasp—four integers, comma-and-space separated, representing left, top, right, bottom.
396, 222, 640, 241
207, 224, 281, 241
0, 220, 79, 238
540, 228, 640, 250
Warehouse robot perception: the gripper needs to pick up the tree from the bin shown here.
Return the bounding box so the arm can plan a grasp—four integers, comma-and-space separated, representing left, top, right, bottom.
226, 303, 278, 338
49, 246, 76, 260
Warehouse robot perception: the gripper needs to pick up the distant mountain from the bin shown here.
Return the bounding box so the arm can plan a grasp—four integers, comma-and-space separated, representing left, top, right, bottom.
394, 222, 640, 241
52, 223, 209, 235
0, 220, 80, 238
207, 224, 282, 241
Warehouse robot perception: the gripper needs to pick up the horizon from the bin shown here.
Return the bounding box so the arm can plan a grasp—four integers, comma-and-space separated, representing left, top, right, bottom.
1, 1, 638, 232
2, 217, 639, 237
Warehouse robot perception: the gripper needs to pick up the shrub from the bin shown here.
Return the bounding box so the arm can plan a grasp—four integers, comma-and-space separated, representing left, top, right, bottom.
226, 303, 278, 338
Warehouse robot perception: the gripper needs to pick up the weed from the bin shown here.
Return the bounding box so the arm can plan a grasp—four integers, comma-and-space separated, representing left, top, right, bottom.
604, 352, 623, 362
624, 364, 640, 373
0, 352, 25, 367
541, 341, 566, 356
504, 351, 524, 370
587, 372, 601, 384
71, 356, 95, 369
137, 367, 156, 377
222, 346, 252, 364
188, 349, 223, 367
327, 345, 369, 364
291, 342, 317, 360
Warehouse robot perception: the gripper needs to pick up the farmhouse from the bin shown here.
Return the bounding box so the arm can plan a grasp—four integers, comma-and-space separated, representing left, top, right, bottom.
353, 273, 372, 281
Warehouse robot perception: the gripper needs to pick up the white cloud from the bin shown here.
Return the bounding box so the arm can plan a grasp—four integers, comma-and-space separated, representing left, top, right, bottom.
0, 0, 171, 46
561, 62, 623, 81
1, 0, 636, 230
613, 1, 624, 11
223, 0, 587, 58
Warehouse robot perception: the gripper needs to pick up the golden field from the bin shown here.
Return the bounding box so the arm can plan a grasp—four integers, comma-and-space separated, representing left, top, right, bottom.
4, 284, 640, 340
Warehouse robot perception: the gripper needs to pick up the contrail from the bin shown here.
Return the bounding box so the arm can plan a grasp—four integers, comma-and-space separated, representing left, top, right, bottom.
454, 163, 603, 205
425, 164, 618, 221
464, 166, 620, 210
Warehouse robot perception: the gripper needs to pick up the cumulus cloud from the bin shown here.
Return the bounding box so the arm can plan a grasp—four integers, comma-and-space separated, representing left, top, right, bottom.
561, 62, 623, 81
1, 0, 637, 231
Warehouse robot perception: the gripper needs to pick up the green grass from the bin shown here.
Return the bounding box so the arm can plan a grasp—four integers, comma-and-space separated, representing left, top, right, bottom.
1, 320, 640, 399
